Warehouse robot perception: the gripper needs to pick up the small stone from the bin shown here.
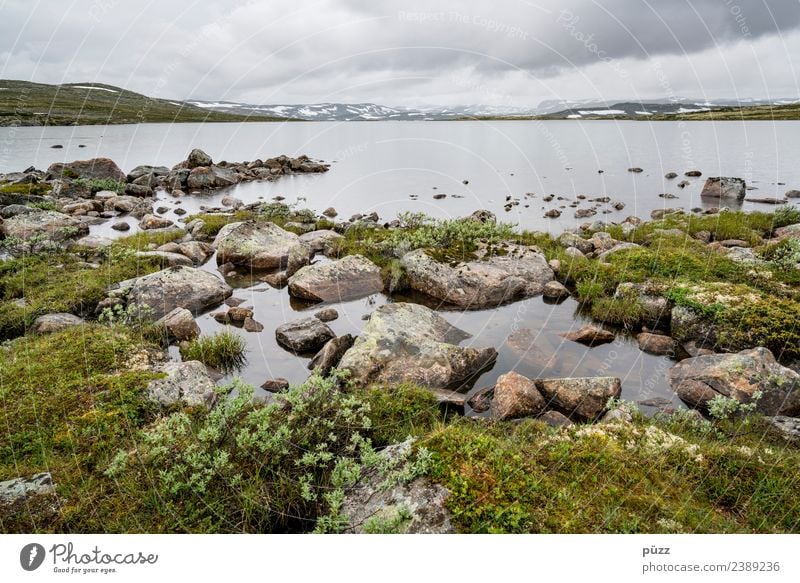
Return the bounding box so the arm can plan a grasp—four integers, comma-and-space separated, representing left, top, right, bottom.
243, 317, 264, 332
492, 371, 546, 420
561, 324, 615, 347
261, 378, 290, 392
315, 308, 339, 322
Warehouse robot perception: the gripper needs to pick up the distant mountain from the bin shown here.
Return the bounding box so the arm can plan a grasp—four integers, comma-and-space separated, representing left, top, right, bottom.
0, 80, 286, 126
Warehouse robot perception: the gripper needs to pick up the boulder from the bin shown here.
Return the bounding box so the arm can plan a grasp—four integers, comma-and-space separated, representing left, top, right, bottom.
537, 377, 622, 421
401, 244, 553, 308
636, 332, 674, 355
275, 317, 335, 354
186, 148, 212, 169
147, 361, 216, 409
542, 280, 570, 301
1, 210, 88, 242
139, 214, 174, 230
212, 165, 239, 187
667, 347, 800, 416
0, 473, 55, 506
785, 190, 800, 199
215, 221, 299, 269
127, 165, 169, 182
561, 324, 615, 347
286, 242, 313, 277
177, 241, 213, 265
31, 313, 84, 334
126, 266, 232, 318
341, 439, 454, 534
775, 223, 800, 240
298, 229, 343, 254
308, 334, 355, 375
492, 371, 546, 420
46, 157, 125, 182
288, 254, 383, 302
768, 416, 800, 441
700, 177, 746, 200
154, 307, 200, 341
338, 303, 497, 390
186, 166, 215, 189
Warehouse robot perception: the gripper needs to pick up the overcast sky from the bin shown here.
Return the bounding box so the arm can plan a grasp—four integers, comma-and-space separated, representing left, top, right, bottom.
1, 0, 798, 107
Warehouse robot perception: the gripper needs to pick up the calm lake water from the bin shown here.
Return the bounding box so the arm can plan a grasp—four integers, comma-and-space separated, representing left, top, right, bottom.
3, 120, 799, 412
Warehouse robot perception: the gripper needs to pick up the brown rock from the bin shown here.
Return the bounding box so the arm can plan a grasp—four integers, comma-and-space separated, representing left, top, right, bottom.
561, 324, 615, 347
492, 371, 546, 420
537, 376, 622, 421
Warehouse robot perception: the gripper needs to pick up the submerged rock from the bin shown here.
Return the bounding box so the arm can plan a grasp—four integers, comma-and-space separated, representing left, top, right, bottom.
214, 221, 299, 269
561, 324, 615, 347
667, 347, 800, 416
126, 266, 232, 319
288, 254, 383, 302
338, 303, 497, 390
401, 244, 553, 308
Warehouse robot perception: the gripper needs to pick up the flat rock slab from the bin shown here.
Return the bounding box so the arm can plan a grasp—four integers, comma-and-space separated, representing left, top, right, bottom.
126, 266, 232, 319
401, 244, 553, 308
537, 376, 621, 421
0, 473, 55, 505
30, 312, 84, 334
288, 254, 384, 302
667, 347, 800, 416
147, 361, 217, 409
338, 302, 497, 390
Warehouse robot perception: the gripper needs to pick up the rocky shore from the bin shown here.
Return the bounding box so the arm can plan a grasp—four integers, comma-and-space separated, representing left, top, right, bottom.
2, 149, 800, 534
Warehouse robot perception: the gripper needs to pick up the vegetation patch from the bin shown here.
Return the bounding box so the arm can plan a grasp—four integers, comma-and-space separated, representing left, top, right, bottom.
178, 330, 247, 373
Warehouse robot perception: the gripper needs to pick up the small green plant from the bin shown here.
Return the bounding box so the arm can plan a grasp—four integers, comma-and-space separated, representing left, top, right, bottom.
772, 205, 800, 228
708, 391, 762, 421
98, 303, 155, 327
28, 200, 58, 211
760, 238, 800, 271
73, 177, 126, 194
179, 330, 247, 373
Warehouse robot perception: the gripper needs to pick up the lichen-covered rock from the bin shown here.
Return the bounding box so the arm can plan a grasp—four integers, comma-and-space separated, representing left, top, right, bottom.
338, 303, 497, 390
492, 371, 546, 420
340, 439, 454, 534
0, 473, 55, 506
154, 307, 200, 341
125, 266, 232, 318
285, 242, 313, 277
1, 210, 88, 242
288, 254, 383, 302
214, 221, 299, 269
401, 244, 553, 308
30, 313, 84, 334
46, 157, 126, 182
667, 347, 800, 416
146, 361, 217, 409
537, 376, 622, 421
308, 334, 355, 375
275, 317, 335, 354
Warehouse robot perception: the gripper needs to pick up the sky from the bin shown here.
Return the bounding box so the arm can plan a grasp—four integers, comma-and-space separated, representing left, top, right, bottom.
1, 0, 799, 107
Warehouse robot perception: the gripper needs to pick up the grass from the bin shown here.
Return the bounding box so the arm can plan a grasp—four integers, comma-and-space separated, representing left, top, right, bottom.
0, 79, 288, 126
359, 383, 445, 446
73, 177, 126, 194
424, 413, 800, 533
0, 182, 53, 197
179, 330, 247, 373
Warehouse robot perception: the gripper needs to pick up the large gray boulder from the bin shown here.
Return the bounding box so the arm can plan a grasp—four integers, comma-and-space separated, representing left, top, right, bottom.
288, 254, 383, 302
340, 439, 454, 534
401, 244, 553, 308
700, 177, 746, 200
1, 210, 88, 242
537, 377, 622, 421
147, 361, 217, 409
126, 266, 232, 319
667, 347, 800, 416
338, 303, 497, 390
214, 221, 299, 269
186, 148, 212, 169
46, 157, 126, 182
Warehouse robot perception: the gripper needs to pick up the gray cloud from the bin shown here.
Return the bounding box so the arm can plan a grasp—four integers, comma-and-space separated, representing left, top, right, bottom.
1, 0, 798, 106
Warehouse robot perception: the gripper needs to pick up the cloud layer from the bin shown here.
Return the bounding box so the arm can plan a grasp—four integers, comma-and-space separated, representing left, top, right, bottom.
1, 0, 798, 106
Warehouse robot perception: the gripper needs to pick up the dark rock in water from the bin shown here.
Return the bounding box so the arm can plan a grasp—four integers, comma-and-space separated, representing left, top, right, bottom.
467, 386, 494, 413
574, 208, 596, 219
433, 193, 447, 200
322, 206, 338, 218
125, 266, 232, 319
186, 148, 213, 169
111, 221, 130, 231
544, 209, 561, 218
288, 254, 383, 303
785, 190, 800, 199
700, 176, 746, 200
659, 193, 678, 199
340, 439, 454, 534
275, 317, 335, 354
243, 317, 264, 332
492, 371, 546, 420
667, 347, 800, 416
261, 378, 290, 392
338, 303, 496, 390
186, 166, 215, 189
31, 313, 84, 334
309, 334, 355, 375
315, 308, 339, 322
665, 172, 678, 179
746, 197, 786, 205
51, 144, 63, 149
537, 376, 621, 421
628, 167, 644, 173
677, 180, 690, 188
561, 324, 614, 347
684, 170, 702, 177
636, 332, 674, 356
469, 209, 496, 224
46, 157, 126, 182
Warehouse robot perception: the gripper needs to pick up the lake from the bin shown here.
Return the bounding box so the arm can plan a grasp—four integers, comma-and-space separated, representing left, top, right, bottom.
2, 120, 799, 413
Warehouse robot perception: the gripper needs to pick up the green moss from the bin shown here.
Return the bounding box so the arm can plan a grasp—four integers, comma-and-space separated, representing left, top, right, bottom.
359, 383, 444, 447
73, 178, 126, 194
0, 182, 52, 196
424, 416, 800, 533
0, 325, 160, 532
716, 297, 800, 360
